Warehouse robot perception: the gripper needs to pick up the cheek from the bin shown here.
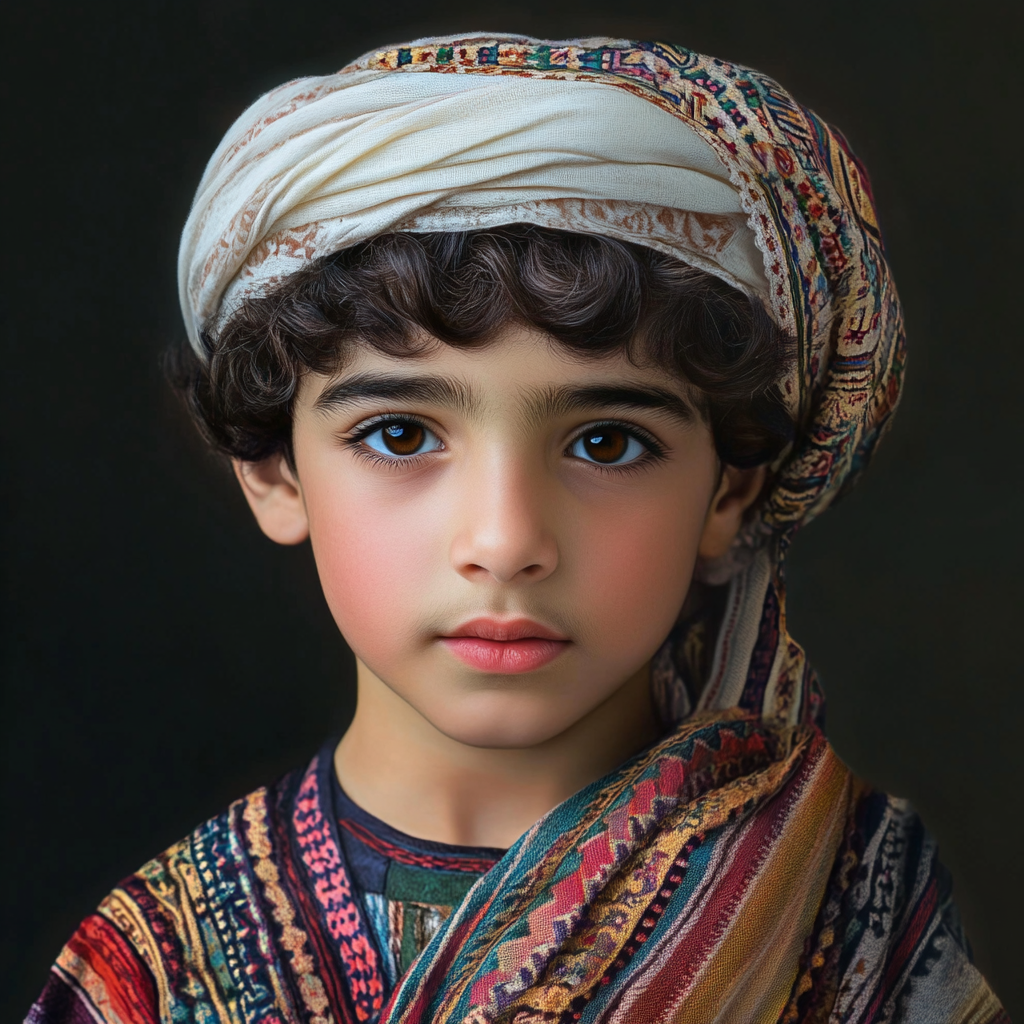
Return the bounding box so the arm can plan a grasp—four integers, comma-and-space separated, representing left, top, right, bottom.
570, 484, 709, 653
302, 475, 438, 662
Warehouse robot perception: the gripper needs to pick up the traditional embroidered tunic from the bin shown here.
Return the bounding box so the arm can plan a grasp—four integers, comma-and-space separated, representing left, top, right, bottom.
331, 768, 504, 985
28, 724, 1007, 1023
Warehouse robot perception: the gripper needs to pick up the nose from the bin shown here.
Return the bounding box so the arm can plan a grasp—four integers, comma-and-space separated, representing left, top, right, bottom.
449, 453, 559, 585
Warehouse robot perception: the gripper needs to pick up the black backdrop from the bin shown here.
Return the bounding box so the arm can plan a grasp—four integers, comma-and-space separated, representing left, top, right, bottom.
4, 0, 1022, 1017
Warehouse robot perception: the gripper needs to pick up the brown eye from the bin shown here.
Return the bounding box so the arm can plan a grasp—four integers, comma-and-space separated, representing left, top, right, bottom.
381, 421, 424, 455
361, 419, 440, 458
582, 429, 627, 463
570, 425, 647, 466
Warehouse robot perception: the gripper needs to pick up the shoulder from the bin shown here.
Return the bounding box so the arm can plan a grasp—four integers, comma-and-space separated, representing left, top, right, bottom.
797, 785, 1008, 1023
98, 764, 309, 1006
26, 758, 362, 1024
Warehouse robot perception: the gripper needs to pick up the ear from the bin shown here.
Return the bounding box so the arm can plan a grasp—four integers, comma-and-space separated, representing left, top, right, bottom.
697, 464, 767, 560
232, 456, 309, 545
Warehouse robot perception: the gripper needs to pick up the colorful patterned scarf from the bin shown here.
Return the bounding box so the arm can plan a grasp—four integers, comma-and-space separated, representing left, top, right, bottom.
32, 717, 1003, 1022
29, 36, 1008, 1024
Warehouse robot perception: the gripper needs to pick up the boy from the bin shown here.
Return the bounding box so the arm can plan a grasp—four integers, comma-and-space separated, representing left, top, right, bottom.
28, 35, 1007, 1024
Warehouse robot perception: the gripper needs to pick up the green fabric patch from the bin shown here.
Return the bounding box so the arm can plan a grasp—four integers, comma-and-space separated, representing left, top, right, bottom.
387, 862, 486, 972
385, 860, 480, 907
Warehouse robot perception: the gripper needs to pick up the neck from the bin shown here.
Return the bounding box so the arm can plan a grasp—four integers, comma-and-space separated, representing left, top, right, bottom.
334, 661, 658, 849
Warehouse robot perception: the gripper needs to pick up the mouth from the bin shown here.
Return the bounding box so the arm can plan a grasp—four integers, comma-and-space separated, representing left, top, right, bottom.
440, 617, 570, 674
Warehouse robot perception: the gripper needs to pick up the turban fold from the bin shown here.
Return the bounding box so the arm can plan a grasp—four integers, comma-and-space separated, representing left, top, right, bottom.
179, 70, 767, 351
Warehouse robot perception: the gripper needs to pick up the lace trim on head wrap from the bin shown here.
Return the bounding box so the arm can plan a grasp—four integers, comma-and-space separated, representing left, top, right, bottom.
180, 70, 768, 351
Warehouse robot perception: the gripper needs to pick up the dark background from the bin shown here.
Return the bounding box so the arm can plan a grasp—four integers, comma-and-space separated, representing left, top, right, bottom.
3, 0, 1021, 1017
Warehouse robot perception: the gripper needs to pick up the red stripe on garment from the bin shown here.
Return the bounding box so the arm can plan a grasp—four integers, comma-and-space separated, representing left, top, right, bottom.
338, 817, 498, 874
465, 725, 782, 1010
64, 913, 159, 1024
862, 877, 939, 1022
622, 743, 826, 1018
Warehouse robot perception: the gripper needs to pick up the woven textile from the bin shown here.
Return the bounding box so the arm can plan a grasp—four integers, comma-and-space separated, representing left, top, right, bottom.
28, 36, 1008, 1024
27, 724, 1005, 1023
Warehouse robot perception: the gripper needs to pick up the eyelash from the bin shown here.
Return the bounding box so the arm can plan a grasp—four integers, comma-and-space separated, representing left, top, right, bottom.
341, 415, 668, 472
566, 420, 668, 476
342, 414, 441, 469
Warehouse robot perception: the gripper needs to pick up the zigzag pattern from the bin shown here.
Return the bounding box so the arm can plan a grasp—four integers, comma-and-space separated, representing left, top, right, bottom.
295, 761, 384, 1022
386, 718, 777, 1019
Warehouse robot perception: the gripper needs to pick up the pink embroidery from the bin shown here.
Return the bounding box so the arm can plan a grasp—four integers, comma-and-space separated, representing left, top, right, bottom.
294, 760, 384, 1020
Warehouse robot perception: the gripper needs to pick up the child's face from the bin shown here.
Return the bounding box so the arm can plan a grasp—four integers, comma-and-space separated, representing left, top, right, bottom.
243, 326, 755, 749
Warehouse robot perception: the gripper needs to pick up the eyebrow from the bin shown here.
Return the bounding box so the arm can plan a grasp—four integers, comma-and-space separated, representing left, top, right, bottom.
313, 372, 475, 415
312, 372, 696, 426
533, 383, 698, 426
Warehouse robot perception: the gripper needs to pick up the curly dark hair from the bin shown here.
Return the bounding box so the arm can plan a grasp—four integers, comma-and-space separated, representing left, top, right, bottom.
169, 225, 794, 468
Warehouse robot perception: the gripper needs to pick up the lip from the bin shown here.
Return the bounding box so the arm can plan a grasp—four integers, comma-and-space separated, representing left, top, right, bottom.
444, 617, 569, 642
440, 617, 570, 673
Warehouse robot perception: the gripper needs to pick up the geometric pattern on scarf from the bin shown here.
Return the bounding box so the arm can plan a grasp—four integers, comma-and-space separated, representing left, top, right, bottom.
27, 725, 1007, 1023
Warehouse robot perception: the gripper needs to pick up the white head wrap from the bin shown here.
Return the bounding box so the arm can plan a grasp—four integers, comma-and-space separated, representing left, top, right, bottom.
178, 67, 767, 354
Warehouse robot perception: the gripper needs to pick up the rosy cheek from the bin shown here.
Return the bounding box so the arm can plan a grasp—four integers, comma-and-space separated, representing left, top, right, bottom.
572, 494, 703, 652
304, 478, 435, 666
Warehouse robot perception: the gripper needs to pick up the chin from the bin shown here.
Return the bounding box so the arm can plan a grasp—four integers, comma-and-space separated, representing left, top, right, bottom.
423, 695, 585, 750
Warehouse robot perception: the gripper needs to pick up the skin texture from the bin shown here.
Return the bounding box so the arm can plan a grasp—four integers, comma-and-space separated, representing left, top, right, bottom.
235, 326, 764, 847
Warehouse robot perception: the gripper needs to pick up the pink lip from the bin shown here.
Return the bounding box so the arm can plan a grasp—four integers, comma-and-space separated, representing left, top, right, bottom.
441, 617, 569, 673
